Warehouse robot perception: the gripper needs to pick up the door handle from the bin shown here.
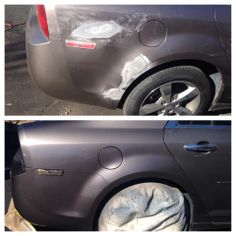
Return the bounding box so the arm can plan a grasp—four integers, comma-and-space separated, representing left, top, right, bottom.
184, 142, 217, 153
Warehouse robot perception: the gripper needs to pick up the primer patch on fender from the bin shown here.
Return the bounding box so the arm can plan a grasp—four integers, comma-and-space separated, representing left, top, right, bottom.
71, 20, 122, 39
103, 54, 150, 100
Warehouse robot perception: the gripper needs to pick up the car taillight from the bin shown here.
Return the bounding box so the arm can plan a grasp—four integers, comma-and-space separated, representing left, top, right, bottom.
36, 5, 49, 38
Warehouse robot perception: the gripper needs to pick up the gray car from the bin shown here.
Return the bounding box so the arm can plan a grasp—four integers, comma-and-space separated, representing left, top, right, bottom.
26, 5, 231, 115
11, 120, 231, 230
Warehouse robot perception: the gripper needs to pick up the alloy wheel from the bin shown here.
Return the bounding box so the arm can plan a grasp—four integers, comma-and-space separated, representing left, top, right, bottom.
139, 81, 201, 115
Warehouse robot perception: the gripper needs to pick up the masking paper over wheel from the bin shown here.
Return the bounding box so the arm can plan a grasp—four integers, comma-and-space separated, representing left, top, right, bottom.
99, 183, 188, 231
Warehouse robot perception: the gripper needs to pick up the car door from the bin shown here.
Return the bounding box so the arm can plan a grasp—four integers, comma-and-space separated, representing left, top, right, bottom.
164, 121, 231, 224
214, 5, 231, 65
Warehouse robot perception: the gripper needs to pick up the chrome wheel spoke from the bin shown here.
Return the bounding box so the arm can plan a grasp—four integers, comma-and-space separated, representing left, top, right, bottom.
174, 86, 199, 104
139, 81, 201, 116
140, 101, 163, 115
173, 106, 193, 115
160, 84, 172, 102
162, 109, 169, 116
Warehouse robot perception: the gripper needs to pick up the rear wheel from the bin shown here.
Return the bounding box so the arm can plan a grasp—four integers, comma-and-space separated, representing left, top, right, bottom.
123, 66, 212, 116
98, 183, 188, 231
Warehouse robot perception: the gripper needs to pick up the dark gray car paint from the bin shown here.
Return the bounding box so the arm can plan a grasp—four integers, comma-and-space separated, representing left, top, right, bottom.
164, 122, 231, 224
26, 5, 231, 112
11, 121, 231, 230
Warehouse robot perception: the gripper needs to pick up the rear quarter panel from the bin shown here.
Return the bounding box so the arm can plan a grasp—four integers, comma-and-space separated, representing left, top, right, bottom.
27, 5, 230, 108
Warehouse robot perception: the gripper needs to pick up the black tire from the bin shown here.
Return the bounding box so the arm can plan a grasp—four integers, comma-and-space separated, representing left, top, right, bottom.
123, 66, 213, 115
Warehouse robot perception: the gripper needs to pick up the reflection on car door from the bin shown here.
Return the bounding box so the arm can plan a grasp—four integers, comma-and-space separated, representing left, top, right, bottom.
164, 121, 231, 224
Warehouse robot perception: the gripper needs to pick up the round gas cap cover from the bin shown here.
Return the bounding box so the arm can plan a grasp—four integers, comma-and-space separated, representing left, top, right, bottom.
98, 146, 123, 170
139, 20, 167, 47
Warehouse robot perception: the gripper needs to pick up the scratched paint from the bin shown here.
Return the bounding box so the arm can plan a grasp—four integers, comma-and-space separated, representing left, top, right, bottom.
103, 54, 150, 100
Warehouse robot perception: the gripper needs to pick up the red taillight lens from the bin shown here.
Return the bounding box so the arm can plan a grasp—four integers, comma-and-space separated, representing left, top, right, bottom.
36, 5, 49, 38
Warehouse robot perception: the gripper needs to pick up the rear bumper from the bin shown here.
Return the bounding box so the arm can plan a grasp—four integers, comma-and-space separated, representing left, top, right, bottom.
11, 167, 105, 230
10, 145, 108, 230
26, 6, 154, 110
27, 38, 119, 110
26, 8, 125, 109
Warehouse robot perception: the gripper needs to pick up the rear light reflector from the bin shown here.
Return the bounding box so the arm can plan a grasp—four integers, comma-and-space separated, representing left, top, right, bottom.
66, 40, 96, 49
36, 5, 49, 38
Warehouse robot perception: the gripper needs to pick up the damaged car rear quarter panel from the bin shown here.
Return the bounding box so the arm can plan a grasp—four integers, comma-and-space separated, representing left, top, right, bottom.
27, 5, 231, 111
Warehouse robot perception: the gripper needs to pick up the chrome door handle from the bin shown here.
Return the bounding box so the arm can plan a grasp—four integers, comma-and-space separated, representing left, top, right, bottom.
184, 143, 217, 153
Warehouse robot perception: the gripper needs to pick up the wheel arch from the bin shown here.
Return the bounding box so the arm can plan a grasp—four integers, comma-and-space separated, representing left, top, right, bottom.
118, 59, 220, 109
